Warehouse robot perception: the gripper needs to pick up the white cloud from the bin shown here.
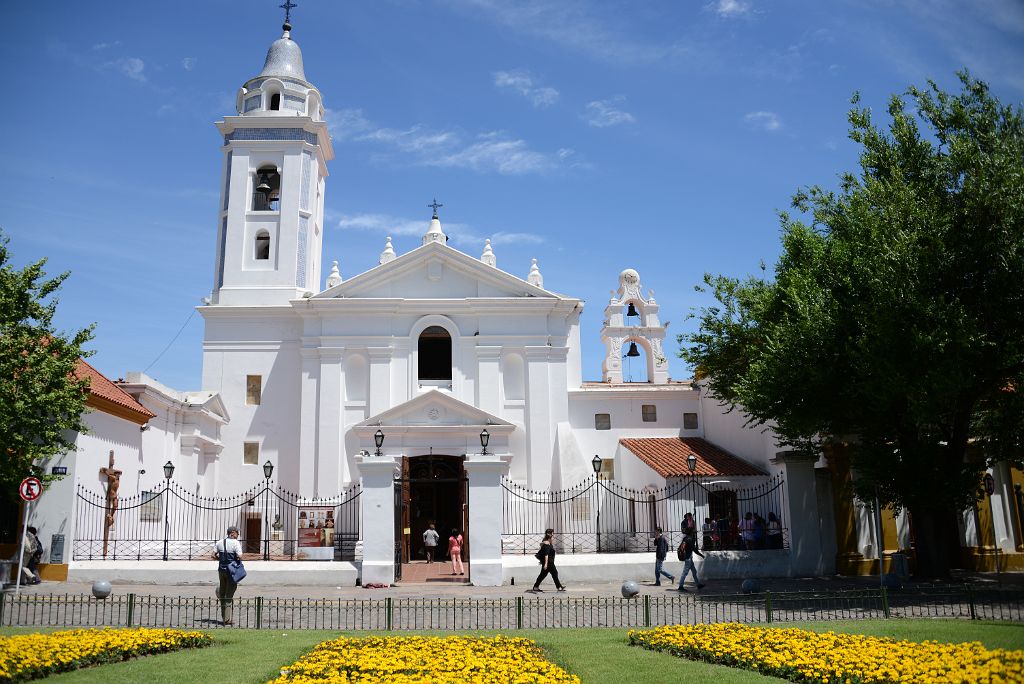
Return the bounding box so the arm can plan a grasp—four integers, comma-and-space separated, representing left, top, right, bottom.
449, 0, 692, 66
583, 96, 636, 127
324, 108, 373, 140
91, 40, 122, 50
328, 107, 568, 176
105, 57, 146, 82
493, 70, 560, 108
743, 111, 782, 131
432, 135, 556, 175
358, 125, 458, 153
181, 57, 198, 71
707, 0, 752, 18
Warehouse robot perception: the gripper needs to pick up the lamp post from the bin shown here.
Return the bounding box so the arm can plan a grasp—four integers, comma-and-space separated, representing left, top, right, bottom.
686, 454, 697, 539
480, 428, 490, 456
263, 460, 274, 560
592, 455, 603, 552
374, 429, 385, 457
162, 461, 175, 561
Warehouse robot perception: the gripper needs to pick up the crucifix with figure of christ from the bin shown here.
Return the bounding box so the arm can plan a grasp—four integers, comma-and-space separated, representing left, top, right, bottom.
99, 450, 122, 557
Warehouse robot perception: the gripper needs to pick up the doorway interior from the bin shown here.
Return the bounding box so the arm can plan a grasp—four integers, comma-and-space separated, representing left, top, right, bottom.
395, 453, 468, 582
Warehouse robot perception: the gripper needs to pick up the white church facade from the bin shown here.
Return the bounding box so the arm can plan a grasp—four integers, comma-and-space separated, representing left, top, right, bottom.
19, 16, 1020, 587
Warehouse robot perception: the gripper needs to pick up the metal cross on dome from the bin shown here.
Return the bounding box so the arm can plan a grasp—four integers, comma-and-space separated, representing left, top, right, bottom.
428, 198, 444, 218
280, 0, 298, 25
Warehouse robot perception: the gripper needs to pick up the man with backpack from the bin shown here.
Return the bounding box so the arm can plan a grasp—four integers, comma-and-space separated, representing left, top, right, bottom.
653, 527, 675, 586
676, 531, 705, 592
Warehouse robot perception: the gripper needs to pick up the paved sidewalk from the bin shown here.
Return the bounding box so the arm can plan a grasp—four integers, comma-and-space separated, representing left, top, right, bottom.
11, 570, 1021, 600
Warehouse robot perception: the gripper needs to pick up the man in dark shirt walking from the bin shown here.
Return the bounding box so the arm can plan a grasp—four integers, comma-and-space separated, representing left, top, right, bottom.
653, 527, 675, 586
677, 532, 706, 592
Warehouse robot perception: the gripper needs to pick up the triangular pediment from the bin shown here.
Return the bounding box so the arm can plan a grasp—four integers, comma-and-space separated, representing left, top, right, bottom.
314, 242, 560, 300
356, 390, 513, 429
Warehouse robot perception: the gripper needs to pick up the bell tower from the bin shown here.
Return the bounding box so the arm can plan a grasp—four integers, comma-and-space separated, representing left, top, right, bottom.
600, 268, 670, 383
210, 13, 334, 306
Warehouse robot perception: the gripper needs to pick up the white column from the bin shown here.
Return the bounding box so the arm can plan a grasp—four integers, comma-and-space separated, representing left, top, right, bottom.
464, 455, 509, 586
316, 349, 343, 495
358, 454, 398, 585
772, 451, 826, 576
297, 348, 320, 498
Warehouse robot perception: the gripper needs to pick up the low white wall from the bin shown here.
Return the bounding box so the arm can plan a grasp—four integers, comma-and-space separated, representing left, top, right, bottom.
69, 560, 359, 588
503, 550, 794, 585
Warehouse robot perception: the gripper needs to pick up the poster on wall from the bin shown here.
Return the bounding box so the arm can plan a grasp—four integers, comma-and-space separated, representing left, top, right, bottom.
297, 505, 336, 548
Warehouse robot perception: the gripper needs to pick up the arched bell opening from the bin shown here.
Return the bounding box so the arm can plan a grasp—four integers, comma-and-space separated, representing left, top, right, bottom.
252, 165, 281, 211
622, 337, 652, 383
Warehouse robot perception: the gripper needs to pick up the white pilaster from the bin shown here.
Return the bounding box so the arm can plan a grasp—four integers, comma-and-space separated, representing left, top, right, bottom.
464, 455, 510, 586
297, 348, 319, 497
316, 348, 343, 495
524, 347, 552, 488
476, 347, 502, 415
368, 347, 393, 417
358, 454, 398, 585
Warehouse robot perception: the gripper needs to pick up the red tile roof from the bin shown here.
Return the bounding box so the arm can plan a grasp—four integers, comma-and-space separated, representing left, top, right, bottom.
74, 359, 155, 423
620, 437, 766, 478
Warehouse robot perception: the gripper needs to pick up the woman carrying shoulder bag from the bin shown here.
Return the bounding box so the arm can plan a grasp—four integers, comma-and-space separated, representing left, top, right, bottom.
214, 526, 244, 625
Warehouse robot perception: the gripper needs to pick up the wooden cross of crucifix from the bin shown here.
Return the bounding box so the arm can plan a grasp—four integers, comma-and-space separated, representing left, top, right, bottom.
99, 450, 123, 557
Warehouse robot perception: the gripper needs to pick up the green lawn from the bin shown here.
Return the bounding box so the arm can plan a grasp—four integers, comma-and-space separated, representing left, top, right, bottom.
2, 619, 1020, 683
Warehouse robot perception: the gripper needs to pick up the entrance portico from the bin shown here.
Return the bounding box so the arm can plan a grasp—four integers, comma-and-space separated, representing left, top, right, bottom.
353, 391, 512, 586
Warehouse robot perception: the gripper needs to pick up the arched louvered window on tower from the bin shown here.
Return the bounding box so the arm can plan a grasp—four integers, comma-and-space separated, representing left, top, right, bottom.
254, 230, 271, 261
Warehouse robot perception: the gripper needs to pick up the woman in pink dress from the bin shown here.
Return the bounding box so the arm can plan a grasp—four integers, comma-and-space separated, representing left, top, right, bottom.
448, 528, 465, 575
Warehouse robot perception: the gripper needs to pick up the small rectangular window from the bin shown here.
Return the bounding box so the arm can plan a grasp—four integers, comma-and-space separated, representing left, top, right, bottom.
595, 413, 611, 430
246, 375, 262, 405
244, 442, 259, 465
642, 404, 657, 422
139, 491, 162, 522
683, 412, 699, 430
601, 459, 615, 480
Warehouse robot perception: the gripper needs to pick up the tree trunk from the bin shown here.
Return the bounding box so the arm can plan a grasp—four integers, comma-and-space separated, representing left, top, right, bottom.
909, 506, 955, 579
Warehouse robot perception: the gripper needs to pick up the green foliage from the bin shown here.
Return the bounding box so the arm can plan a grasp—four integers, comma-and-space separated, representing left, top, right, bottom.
0, 230, 93, 500
681, 72, 1023, 522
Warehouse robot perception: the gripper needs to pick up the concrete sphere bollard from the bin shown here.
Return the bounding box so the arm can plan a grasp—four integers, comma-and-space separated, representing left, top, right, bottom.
740, 578, 761, 594
621, 580, 640, 599
91, 580, 113, 599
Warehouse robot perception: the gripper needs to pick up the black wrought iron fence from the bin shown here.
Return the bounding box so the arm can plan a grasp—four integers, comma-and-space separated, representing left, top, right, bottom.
501, 474, 787, 555
73, 481, 361, 561
1, 586, 1020, 630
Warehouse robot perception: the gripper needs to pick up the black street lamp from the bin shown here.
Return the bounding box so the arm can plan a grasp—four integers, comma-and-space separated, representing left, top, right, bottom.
162, 461, 174, 561
592, 455, 603, 552
686, 453, 697, 473
480, 428, 490, 456
263, 460, 274, 560
374, 429, 385, 457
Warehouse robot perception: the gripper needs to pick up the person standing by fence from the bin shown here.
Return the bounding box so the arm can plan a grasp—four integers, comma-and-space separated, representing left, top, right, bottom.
214, 526, 243, 624
653, 527, 675, 586
530, 531, 566, 592
448, 528, 465, 575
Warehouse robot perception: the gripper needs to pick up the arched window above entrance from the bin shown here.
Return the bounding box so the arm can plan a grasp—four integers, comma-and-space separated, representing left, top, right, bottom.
418, 325, 452, 386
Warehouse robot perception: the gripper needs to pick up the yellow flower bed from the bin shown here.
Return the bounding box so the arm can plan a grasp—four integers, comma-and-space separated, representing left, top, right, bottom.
628, 623, 1024, 684
271, 635, 579, 683
0, 627, 212, 682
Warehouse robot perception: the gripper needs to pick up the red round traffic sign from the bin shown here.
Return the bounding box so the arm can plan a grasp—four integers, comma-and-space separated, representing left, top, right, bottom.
19, 477, 42, 502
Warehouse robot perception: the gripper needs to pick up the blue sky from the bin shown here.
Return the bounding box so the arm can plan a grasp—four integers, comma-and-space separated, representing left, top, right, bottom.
2, 1, 1022, 390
